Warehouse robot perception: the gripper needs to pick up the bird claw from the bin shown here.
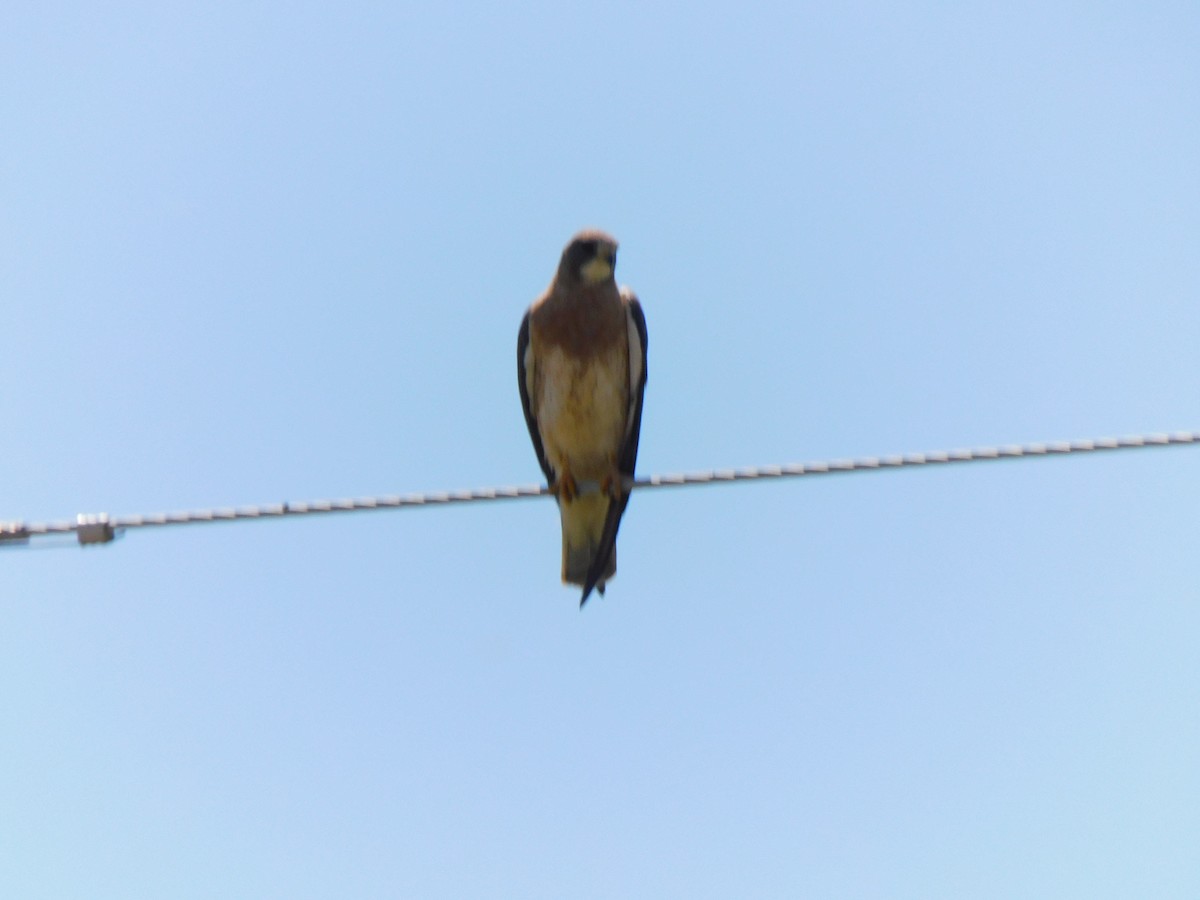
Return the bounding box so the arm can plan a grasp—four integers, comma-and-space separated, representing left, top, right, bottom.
600, 468, 623, 500
551, 471, 578, 504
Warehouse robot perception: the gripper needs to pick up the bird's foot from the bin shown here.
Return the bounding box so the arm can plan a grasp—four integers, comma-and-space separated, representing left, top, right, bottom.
551, 471, 578, 504
599, 466, 624, 500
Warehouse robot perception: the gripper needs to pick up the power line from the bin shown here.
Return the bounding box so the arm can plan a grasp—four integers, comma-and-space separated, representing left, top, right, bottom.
1, 429, 1195, 549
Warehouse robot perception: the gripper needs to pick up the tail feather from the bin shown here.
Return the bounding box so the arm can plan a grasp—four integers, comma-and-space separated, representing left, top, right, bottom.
560, 494, 616, 602
579, 490, 630, 606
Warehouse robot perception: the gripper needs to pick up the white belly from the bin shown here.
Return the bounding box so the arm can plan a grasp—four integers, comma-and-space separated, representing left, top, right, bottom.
537, 346, 628, 478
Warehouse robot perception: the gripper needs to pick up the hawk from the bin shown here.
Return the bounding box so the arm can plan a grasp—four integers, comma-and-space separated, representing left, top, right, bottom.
518, 230, 648, 606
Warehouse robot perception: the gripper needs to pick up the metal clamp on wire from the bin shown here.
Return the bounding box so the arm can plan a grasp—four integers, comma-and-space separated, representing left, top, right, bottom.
76, 513, 116, 546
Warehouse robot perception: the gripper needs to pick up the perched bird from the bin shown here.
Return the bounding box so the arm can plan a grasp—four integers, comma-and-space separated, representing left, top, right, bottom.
518, 230, 648, 606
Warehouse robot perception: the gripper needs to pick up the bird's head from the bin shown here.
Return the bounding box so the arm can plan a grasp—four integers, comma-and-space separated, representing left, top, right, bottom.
559, 230, 619, 287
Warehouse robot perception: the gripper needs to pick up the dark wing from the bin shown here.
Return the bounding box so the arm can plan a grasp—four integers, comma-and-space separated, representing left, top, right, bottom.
581, 291, 648, 606
618, 293, 649, 477
517, 311, 555, 484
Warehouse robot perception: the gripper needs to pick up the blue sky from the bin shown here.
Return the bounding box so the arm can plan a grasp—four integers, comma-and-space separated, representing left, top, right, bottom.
2, 2, 1198, 896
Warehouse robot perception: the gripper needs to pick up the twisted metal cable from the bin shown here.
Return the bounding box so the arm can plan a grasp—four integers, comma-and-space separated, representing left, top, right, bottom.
1, 430, 1196, 548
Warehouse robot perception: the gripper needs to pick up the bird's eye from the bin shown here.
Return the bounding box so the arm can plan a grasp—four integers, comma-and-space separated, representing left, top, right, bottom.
577, 239, 598, 259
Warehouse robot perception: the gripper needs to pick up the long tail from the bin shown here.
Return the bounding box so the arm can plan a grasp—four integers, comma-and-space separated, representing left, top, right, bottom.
560, 493, 617, 606
579, 488, 632, 607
